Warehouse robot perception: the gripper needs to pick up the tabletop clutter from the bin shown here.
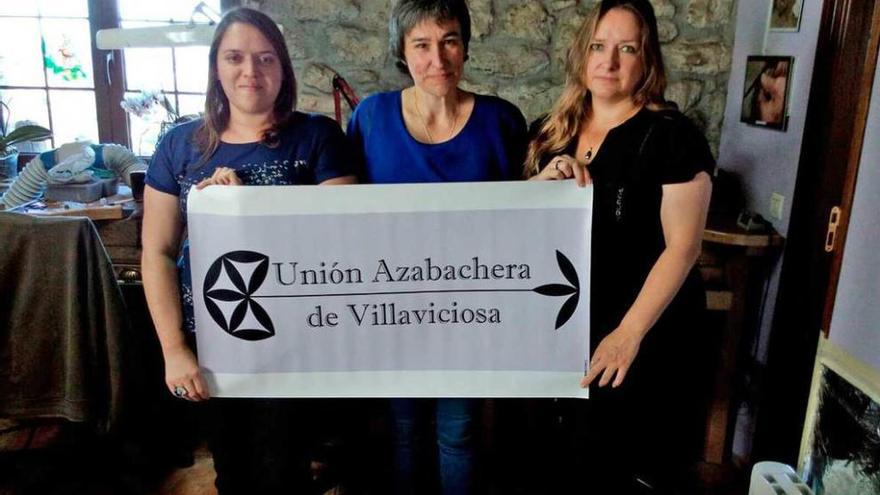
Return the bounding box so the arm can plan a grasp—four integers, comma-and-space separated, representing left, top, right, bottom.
0, 142, 146, 218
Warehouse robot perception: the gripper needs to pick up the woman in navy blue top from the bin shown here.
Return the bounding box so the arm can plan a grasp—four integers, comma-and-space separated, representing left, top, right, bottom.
142, 8, 355, 494
347, 1, 526, 494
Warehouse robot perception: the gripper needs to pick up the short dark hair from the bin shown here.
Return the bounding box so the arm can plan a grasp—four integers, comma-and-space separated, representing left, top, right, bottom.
194, 7, 296, 166
389, 0, 472, 74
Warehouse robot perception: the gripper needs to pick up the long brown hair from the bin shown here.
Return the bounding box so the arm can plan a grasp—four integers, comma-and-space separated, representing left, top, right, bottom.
193, 7, 297, 168
524, 0, 667, 177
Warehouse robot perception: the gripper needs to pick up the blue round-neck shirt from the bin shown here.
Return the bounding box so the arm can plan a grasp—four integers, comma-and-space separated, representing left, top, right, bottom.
346, 91, 527, 183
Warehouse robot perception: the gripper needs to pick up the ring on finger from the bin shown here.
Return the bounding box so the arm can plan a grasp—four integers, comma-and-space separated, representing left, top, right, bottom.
173, 385, 188, 398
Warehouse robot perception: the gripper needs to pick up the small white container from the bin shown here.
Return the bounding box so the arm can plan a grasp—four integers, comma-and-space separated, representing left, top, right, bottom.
749, 461, 813, 495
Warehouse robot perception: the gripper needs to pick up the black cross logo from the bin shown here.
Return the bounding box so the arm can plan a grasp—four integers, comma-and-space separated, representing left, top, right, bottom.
203, 251, 276, 341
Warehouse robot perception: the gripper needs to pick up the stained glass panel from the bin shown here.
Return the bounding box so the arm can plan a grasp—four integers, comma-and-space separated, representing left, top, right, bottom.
174, 46, 209, 93
124, 47, 175, 92
37, 0, 89, 18
0, 2, 39, 16
177, 94, 205, 118
0, 88, 52, 150
49, 89, 98, 145
42, 18, 93, 89
0, 18, 45, 87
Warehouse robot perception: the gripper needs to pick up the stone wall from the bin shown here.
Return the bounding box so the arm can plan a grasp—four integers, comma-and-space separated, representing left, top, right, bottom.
245, 0, 736, 153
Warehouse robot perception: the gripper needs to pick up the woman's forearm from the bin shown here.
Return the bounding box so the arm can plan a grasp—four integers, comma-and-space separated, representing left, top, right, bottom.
142, 250, 188, 355
621, 174, 711, 339
618, 243, 701, 339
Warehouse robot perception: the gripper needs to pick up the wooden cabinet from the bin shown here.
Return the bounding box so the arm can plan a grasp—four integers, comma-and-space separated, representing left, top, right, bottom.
93, 205, 142, 284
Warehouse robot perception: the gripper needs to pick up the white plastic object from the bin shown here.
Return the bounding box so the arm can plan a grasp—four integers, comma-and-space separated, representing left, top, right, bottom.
749, 461, 813, 495
47, 144, 95, 184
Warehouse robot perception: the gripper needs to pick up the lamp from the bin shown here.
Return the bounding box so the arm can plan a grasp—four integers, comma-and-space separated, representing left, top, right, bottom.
95, 2, 221, 49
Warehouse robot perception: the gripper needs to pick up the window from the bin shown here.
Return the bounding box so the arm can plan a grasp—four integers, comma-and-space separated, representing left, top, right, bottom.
0, 0, 98, 150
0, 0, 226, 156
116, 0, 220, 155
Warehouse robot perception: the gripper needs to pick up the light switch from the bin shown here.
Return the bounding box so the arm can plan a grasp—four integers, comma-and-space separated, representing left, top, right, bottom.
770, 192, 785, 220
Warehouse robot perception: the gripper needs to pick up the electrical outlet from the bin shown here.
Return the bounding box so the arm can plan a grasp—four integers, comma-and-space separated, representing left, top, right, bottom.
769, 192, 785, 220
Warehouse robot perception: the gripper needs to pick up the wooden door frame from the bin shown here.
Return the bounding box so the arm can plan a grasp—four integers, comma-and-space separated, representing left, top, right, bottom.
88, 0, 129, 146
751, 0, 880, 464
819, 3, 880, 332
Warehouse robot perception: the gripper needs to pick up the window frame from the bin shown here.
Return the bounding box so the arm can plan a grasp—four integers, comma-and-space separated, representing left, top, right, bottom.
89, 0, 128, 146
0, 5, 101, 149
2, 0, 236, 166
52, 0, 238, 153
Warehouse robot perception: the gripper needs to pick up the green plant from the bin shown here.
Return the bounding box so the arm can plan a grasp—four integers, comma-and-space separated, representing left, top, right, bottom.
0, 100, 52, 157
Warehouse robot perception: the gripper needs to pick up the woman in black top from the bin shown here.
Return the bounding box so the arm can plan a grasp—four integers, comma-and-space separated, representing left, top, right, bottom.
524, 0, 714, 491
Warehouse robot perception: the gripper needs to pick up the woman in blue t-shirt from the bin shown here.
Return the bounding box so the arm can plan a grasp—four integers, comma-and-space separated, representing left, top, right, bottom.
142, 7, 355, 493
346, 1, 526, 493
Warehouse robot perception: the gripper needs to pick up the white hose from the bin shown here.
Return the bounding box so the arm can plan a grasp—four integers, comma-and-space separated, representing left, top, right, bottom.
0, 155, 50, 208
101, 143, 146, 186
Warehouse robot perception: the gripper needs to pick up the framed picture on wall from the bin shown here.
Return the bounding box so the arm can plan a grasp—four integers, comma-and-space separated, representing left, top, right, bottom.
798, 339, 880, 495
741, 55, 793, 131
769, 0, 804, 31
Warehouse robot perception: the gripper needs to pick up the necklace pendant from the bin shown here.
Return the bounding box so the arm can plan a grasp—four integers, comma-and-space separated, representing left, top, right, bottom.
584, 148, 593, 162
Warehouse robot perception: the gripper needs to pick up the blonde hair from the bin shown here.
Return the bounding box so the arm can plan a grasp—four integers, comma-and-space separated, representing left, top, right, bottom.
524, 0, 668, 177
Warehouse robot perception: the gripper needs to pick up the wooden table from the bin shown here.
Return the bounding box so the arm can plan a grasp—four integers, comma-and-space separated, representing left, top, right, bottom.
698, 216, 784, 475
1, 192, 144, 285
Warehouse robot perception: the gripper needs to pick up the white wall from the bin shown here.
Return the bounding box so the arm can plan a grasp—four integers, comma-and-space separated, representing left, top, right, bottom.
828, 52, 880, 373
717, 0, 824, 460
717, 0, 823, 360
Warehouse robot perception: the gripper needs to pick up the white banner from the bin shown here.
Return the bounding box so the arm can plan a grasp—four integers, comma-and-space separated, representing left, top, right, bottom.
188, 181, 591, 398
